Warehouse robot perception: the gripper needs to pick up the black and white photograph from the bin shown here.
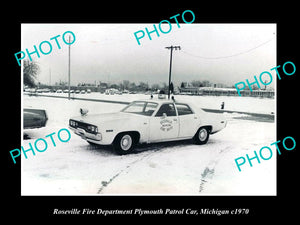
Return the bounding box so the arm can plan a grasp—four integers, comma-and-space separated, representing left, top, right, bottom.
21, 23, 276, 195
4, 4, 298, 220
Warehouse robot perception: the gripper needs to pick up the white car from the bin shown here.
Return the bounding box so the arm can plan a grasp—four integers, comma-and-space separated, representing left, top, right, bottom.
69, 97, 227, 154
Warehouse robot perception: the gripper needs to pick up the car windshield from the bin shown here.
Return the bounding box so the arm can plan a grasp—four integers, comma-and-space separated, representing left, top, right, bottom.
121, 101, 158, 116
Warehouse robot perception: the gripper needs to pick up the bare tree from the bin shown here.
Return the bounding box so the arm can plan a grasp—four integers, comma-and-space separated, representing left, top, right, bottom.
23, 60, 40, 87
151, 83, 160, 91
122, 80, 130, 90
128, 82, 136, 91
138, 82, 148, 91
191, 80, 203, 87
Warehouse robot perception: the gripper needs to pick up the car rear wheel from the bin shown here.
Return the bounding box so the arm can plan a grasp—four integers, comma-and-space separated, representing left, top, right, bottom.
193, 127, 210, 145
113, 133, 136, 155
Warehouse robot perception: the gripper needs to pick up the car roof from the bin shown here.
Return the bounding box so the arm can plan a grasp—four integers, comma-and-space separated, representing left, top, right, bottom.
132, 97, 187, 105
128, 96, 205, 115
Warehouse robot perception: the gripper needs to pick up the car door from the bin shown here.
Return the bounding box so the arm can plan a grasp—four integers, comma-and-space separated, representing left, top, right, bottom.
149, 103, 179, 142
175, 103, 198, 138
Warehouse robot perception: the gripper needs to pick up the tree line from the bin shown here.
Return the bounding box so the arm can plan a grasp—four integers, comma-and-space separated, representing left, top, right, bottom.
23, 60, 233, 91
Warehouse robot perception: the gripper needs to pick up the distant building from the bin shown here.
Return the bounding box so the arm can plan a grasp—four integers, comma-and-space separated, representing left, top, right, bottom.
179, 86, 199, 95
179, 86, 274, 98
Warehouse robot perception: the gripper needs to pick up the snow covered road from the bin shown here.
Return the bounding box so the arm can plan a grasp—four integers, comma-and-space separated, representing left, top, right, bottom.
21, 95, 276, 195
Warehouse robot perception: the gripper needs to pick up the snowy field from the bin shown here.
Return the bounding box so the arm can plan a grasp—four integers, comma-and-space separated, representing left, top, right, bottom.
21, 94, 276, 195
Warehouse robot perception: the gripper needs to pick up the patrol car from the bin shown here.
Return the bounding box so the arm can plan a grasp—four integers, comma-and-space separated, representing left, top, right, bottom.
69, 96, 226, 154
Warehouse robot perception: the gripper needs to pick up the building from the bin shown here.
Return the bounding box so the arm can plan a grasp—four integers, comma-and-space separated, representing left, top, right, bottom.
179, 86, 274, 98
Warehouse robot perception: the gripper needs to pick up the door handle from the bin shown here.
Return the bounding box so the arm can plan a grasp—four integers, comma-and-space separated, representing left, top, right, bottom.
173, 118, 177, 121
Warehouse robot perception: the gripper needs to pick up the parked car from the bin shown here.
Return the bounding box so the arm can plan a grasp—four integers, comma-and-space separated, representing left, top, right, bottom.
69, 97, 226, 154
75, 90, 80, 94
24, 108, 48, 129
80, 90, 86, 94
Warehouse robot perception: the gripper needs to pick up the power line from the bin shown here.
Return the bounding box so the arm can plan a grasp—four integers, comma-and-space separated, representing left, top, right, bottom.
181, 36, 275, 60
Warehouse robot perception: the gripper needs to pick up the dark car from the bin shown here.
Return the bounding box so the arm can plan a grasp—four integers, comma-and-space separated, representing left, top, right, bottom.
24, 108, 48, 129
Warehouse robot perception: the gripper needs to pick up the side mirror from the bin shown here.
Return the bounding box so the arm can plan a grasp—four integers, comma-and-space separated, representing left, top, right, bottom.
162, 113, 167, 119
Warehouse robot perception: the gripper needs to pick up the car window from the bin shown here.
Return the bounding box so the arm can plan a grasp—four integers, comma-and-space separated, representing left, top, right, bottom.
144, 102, 158, 116
122, 102, 146, 114
175, 103, 194, 116
121, 101, 158, 116
155, 103, 177, 117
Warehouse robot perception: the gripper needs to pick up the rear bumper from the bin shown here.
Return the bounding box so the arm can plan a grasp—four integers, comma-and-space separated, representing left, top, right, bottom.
211, 120, 227, 134
24, 108, 48, 129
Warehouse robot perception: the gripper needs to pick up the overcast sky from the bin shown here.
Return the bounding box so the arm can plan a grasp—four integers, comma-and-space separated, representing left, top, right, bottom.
21, 23, 276, 87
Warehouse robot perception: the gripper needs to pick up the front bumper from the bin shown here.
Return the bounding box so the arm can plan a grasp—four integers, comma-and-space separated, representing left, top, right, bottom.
69, 126, 102, 142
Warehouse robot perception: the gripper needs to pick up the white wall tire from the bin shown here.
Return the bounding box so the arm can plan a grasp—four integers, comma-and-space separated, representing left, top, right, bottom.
120, 134, 132, 151
193, 127, 210, 145
113, 133, 136, 155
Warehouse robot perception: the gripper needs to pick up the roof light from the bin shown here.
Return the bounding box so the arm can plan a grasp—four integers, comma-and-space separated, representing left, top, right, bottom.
158, 94, 166, 99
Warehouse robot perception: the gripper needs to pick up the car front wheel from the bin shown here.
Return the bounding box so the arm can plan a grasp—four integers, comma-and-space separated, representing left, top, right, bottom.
193, 127, 210, 145
113, 133, 135, 155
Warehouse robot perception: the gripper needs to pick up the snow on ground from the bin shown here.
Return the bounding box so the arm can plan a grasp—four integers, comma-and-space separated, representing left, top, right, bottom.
21, 94, 276, 195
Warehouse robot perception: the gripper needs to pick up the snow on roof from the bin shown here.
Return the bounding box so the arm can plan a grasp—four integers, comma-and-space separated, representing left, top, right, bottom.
198, 87, 237, 91
134, 98, 173, 104
133, 95, 183, 104
198, 87, 274, 92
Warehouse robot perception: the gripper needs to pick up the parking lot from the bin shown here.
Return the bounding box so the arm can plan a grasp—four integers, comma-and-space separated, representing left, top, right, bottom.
21, 94, 276, 195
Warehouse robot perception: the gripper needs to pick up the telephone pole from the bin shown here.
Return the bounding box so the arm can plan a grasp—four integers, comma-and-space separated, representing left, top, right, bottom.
68, 35, 71, 100
165, 45, 181, 99
49, 68, 51, 86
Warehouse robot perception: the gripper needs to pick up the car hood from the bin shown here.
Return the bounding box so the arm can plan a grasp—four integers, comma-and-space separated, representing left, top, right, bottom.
70, 112, 136, 125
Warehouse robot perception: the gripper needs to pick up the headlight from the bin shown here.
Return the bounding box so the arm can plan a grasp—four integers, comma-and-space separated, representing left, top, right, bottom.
87, 125, 98, 133
69, 120, 78, 127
